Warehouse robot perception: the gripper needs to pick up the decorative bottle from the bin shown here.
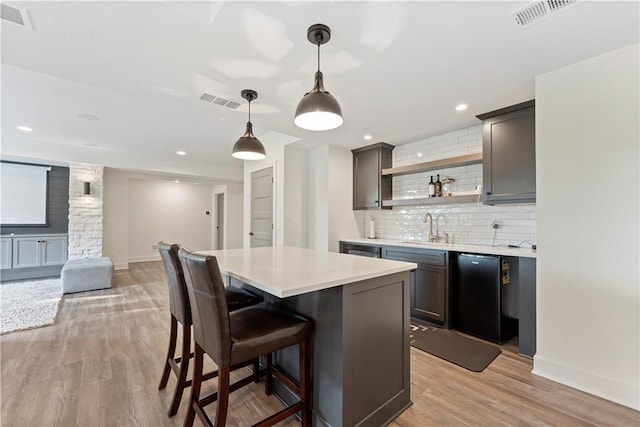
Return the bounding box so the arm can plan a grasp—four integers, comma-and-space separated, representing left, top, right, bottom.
428, 176, 435, 197
435, 174, 442, 197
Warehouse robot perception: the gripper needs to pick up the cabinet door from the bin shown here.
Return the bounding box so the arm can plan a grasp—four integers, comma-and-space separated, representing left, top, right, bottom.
482, 105, 536, 204
383, 247, 449, 326
0, 238, 12, 269
13, 237, 41, 268
413, 266, 446, 323
353, 149, 381, 209
41, 236, 68, 266
352, 143, 393, 210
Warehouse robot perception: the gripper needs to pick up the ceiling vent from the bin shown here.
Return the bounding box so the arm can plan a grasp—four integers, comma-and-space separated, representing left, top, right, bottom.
200, 93, 241, 110
511, 0, 579, 27
1, 3, 32, 29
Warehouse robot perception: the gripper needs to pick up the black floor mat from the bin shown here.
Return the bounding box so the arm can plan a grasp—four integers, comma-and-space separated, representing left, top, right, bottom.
410, 324, 501, 372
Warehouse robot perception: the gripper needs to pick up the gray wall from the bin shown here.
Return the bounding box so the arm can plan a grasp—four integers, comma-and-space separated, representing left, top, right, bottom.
0, 164, 69, 235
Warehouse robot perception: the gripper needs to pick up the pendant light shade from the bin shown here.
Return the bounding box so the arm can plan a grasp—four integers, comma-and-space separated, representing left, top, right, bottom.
294, 24, 343, 131
232, 89, 266, 160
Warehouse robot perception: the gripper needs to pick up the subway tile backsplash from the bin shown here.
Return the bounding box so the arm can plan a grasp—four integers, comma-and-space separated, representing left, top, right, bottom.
366, 124, 537, 247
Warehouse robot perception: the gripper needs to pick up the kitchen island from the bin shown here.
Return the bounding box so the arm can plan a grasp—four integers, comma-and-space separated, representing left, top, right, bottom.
197, 246, 417, 427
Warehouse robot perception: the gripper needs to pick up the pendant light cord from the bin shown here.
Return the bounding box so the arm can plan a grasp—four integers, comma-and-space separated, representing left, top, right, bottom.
317, 42, 320, 72
248, 98, 251, 122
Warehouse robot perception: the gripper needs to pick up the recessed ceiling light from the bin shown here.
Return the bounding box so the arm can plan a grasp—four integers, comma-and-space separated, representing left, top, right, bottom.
417, 152, 423, 158
175, 180, 180, 183
455, 104, 468, 111
77, 113, 100, 121
364, 134, 372, 140
176, 151, 186, 156
17, 126, 32, 132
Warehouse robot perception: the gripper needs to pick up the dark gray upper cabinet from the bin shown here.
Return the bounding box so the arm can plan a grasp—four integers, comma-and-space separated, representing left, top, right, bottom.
352, 143, 394, 210
477, 100, 536, 205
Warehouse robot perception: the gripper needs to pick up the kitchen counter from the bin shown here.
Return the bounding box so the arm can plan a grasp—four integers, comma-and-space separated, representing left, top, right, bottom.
341, 237, 537, 258
196, 246, 414, 426
198, 246, 416, 298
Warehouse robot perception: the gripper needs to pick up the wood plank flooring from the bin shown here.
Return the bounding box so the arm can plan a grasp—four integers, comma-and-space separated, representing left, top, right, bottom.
2, 261, 638, 426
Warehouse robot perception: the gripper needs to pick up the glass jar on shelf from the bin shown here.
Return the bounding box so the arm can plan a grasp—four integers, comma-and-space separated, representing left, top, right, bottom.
441, 176, 455, 196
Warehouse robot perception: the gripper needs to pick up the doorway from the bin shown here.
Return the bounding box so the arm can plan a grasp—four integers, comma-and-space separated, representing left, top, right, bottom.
250, 167, 273, 247
215, 193, 224, 250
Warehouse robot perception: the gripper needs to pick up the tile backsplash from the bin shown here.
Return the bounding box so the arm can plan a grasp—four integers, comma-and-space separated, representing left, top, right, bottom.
365, 124, 537, 247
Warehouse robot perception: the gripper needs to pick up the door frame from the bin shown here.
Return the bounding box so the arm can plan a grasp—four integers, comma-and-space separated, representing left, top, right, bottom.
245, 161, 277, 248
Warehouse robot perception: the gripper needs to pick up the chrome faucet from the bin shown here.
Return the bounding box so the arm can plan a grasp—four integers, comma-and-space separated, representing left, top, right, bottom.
424, 212, 435, 242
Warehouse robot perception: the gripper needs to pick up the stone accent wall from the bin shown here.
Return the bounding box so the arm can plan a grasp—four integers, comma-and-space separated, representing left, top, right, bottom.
68, 163, 104, 259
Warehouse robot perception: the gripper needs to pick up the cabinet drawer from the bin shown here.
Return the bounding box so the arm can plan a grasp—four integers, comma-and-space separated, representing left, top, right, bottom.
382, 247, 446, 267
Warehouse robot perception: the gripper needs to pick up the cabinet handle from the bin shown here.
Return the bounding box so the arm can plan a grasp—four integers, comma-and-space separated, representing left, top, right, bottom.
485, 192, 491, 196
249, 232, 254, 236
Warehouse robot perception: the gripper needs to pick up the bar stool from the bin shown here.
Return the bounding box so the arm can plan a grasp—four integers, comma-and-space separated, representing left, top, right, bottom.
178, 248, 313, 427
157, 242, 262, 417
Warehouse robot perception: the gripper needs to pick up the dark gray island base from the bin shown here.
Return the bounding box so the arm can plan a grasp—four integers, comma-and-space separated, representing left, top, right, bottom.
231, 270, 412, 427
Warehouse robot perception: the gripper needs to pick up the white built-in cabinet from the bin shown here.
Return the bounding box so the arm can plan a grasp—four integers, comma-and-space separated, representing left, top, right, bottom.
2, 234, 68, 270
0, 237, 11, 269
13, 235, 68, 268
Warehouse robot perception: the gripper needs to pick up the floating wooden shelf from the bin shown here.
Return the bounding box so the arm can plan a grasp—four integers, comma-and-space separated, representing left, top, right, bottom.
381, 153, 482, 176
382, 194, 481, 207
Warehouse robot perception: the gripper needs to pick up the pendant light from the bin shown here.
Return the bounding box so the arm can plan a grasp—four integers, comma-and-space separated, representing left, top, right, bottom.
294, 24, 343, 131
232, 89, 266, 160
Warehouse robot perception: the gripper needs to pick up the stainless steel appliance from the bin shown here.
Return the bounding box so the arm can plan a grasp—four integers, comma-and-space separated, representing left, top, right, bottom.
339, 242, 381, 258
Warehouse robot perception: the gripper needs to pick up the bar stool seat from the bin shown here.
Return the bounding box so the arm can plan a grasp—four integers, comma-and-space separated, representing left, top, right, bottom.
157, 242, 261, 417
179, 248, 313, 427
229, 303, 310, 363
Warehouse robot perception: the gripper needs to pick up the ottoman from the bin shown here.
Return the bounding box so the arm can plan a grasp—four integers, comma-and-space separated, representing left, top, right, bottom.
61, 257, 114, 294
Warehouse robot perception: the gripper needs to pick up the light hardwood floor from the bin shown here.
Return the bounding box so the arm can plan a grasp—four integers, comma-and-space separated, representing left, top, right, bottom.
1, 261, 638, 426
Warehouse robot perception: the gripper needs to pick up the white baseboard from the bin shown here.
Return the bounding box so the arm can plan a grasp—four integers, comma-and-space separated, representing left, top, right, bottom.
533, 354, 640, 410
114, 262, 129, 270
128, 255, 161, 263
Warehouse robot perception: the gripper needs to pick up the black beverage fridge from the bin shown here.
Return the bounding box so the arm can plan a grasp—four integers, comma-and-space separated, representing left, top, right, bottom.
454, 253, 517, 344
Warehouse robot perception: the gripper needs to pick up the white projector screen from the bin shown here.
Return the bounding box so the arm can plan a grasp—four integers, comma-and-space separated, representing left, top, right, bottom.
0, 162, 51, 225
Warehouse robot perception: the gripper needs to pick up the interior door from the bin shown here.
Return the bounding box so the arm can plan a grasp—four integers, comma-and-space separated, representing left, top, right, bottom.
250, 167, 273, 247
215, 193, 224, 250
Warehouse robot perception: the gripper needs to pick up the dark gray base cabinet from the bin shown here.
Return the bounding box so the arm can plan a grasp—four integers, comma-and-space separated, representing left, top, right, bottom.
230, 271, 412, 427
382, 246, 449, 327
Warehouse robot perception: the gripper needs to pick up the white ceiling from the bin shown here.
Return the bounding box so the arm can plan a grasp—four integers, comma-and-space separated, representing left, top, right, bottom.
1, 1, 638, 181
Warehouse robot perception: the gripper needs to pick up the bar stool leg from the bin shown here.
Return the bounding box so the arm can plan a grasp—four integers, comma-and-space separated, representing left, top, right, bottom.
184, 344, 203, 427
253, 358, 260, 383
214, 367, 230, 426
158, 315, 178, 390
168, 323, 191, 416
264, 353, 273, 396
300, 338, 312, 427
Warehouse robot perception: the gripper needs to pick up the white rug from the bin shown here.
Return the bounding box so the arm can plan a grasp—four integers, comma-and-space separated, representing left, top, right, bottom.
0, 278, 62, 334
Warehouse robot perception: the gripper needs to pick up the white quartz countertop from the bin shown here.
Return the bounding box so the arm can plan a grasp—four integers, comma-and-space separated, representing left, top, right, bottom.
196, 246, 417, 298
341, 238, 537, 258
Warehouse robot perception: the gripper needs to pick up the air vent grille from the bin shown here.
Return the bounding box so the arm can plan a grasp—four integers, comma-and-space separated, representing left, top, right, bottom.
511, 0, 578, 27
199, 93, 240, 110
1, 3, 32, 29
200, 93, 215, 102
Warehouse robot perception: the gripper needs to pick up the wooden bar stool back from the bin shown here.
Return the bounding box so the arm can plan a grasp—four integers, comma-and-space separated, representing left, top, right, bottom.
178, 249, 313, 427
157, 242, 261, 417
